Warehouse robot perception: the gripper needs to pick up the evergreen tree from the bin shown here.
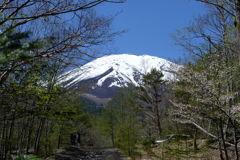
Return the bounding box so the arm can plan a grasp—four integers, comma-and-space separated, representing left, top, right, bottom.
137, 69, 167, 137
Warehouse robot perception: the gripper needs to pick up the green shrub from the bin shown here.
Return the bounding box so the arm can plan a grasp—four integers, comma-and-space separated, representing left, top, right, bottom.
142, 137, 156, 150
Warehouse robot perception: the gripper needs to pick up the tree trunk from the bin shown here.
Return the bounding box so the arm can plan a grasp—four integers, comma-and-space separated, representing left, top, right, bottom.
154, 87, 162, 137
27, 116, 35, 153
233, 124, 239, 160
193, 127, 198, 150
111, 125, 115, 146
110, 105, 115, 146
217, 124, 225, 160
218, 135, 224, 160
34, 118, 45, 154
236, 0, 240, 34
4, 120, 10, 160
1, 116, 6, 160
57, 134, 61, 149
8, 112, 16, 155
155, 106, 162, 137
220, 121, 229, 160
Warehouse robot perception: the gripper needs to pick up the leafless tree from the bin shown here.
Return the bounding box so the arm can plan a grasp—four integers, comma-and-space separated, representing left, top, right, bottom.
0, 0, 125, 85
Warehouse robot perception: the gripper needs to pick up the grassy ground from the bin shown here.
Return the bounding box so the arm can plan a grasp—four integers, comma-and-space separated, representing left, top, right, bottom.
134, 139, 220, 160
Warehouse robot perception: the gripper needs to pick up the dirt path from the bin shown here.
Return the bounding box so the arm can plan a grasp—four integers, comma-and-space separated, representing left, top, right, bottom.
54, 146, 129, 160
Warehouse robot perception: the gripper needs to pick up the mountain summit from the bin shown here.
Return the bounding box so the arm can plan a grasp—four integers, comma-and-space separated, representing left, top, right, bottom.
59, 54, 178, 99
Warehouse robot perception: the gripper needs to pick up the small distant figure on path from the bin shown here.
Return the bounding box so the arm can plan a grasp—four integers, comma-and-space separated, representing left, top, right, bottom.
70, 133, 81, 146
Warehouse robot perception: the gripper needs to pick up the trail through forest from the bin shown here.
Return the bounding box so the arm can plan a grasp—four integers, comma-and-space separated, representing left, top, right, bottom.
54, 146, 129, 160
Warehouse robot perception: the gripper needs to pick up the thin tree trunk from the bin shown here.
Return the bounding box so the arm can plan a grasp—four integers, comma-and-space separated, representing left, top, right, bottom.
4, 120, 10, 160
57, 133, 61, 149
27, 116, 35, 153
193, 127, 198, 150
111, 125, 115, 146
217, 124, 225, 160
34, 119, 43, 154
155, 106, 162, 137
236, 0, 240, 33
45, 121, 49, 156
34, 118, 46, 154
8, 112, 16, 155
233, 125, 239, 160
110, 104, 115, 146
22, 118, 31, 154
220, 121, 229, 160
218, 135, 224, 160
1, 116, 6, 160
154, 87, 162, 137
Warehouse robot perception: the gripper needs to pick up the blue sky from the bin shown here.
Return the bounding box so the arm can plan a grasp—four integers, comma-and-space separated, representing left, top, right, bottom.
97, 0, 206, 61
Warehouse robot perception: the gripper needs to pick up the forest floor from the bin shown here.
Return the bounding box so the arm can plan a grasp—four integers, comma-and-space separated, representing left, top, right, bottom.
135, 139, 221, 160
54, 146, 131, 160
53, 140, 222, 160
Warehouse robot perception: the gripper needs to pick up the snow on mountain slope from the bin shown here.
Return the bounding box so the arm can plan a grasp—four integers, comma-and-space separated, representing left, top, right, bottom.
59, 54, 179, 89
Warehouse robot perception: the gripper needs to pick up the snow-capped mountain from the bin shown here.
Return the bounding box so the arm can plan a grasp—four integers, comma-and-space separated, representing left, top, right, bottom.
59, 54, 179, 99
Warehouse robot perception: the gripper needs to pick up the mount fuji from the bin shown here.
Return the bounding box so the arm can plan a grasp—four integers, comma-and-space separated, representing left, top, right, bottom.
59, 54, 179, 102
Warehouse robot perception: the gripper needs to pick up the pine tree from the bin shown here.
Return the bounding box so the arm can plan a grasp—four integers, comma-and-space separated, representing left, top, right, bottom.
137, 69, 167, 137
